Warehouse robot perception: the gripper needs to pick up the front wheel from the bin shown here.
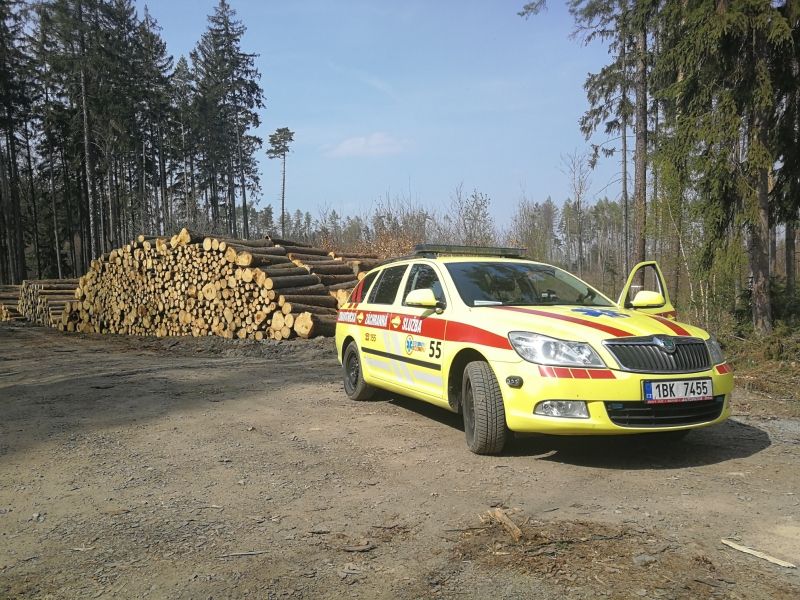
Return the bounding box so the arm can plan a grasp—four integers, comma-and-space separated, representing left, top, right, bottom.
462, 361, 507, 455
342, 343, 375, 401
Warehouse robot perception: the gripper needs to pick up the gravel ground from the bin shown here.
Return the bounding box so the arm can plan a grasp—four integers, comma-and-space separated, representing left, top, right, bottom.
1, 323, 799, 599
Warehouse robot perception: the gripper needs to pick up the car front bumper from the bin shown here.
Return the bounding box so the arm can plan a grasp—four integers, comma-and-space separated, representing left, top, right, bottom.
492, 361, 734, 435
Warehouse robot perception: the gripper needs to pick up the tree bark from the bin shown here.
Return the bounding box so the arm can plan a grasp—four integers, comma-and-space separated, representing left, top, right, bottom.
633, 24, 648, 268
234, 106, 249, 238
50, 146, 62, 279
281, 152, 286, 238
787, 219, 796, 299
78, 0, 97, 260
620, 25, 630, 276
24, 125, 41, 278
749, 115, 773, 335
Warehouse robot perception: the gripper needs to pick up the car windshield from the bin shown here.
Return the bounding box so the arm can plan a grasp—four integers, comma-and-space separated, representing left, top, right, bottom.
445, 261, 613, 308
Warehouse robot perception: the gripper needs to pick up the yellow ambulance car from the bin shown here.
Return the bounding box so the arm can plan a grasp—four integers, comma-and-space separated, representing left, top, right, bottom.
335, 245, 733, 454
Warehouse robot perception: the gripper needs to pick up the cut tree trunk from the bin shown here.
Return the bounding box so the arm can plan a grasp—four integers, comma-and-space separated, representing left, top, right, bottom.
294, 312, 337, 338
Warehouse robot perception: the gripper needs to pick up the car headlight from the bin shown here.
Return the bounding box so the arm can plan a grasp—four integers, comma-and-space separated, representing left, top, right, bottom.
508, 331, 605, 368
705, 336, 725, 365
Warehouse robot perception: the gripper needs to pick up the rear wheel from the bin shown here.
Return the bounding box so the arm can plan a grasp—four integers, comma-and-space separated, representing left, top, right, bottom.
462, 361, 507, 454
342, 343, 375, 401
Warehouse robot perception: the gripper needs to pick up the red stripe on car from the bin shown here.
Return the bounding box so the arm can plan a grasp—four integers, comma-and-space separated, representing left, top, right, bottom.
716, 363, 732, 375
538, 366, 555, 377
588, 369, 615, 379
445, 321, 512, 350
648, 314, 691, 336
497, 306, 633, 338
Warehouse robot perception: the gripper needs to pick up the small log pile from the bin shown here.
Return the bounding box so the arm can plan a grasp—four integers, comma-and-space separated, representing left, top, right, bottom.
320, 251, 384, 308
0, 284, 23, 321
56, 229, 377, 341
18, 279, 79, 326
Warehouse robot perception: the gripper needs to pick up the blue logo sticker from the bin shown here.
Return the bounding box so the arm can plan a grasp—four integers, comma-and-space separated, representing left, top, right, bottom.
572, 308, 630, 319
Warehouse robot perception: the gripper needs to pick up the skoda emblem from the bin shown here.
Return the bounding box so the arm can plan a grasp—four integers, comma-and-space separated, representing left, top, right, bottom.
653, 335, 676, 354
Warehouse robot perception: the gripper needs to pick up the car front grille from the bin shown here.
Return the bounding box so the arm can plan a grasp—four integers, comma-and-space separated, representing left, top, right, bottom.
605, 336, 711, 373
604, 396, 725, 428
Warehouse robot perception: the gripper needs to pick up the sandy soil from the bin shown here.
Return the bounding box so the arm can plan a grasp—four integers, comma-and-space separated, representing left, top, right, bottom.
1, 323, 799, 599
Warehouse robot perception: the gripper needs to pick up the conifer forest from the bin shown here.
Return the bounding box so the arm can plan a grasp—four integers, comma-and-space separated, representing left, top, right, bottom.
0, 0, 799, 338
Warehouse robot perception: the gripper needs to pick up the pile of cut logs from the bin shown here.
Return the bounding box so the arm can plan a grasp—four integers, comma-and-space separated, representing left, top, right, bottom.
18, 280, 79, 326
0, 284, 23, 321
57, 229, 379, 340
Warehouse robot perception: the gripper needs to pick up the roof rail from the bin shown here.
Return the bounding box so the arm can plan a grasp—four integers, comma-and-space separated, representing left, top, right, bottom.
413, 244, 527, 258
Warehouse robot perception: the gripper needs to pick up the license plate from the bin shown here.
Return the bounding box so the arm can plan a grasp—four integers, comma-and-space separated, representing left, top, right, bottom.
644, 378, 713, 404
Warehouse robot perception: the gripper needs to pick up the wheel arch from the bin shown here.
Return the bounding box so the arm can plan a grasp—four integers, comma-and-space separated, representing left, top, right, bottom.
340, 334, 357, 359
446, 347, 488, 412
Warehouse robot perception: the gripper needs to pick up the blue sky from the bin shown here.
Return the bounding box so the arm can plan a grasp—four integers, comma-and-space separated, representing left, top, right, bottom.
136, 0, 618, 227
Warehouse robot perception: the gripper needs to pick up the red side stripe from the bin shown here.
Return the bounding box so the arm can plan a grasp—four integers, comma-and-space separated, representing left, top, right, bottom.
552, 367, 571, 378
445, 321, 512, 350
648, 314, 691, 336
538, 366, 616, 379
497, 306, 633, 338
589, 369, 616, 379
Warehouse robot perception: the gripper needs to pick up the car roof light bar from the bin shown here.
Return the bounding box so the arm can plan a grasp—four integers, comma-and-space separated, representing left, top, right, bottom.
413, 244, 527, 258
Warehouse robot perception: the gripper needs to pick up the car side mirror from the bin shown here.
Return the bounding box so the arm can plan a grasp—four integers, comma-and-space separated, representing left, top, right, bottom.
405, 288, 439, 309
631, 290, 665, 308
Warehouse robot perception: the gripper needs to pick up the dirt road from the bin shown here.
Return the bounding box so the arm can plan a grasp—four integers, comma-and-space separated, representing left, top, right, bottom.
1, 324, 799, 599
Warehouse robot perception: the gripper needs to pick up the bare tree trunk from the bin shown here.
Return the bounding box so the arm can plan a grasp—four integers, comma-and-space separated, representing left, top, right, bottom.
633, 25, 648, 268
3, 132, 27, 282
140, 138, 147, 234
618, 18, 630, 277
787, 219, 796, 299
78, 0, 97, 260
181, 120, 191, 224
49, 146, 62, 279
749, 116, 773, 335
61, 147, 77, 276
769, 225, 777, 276
226, 165, 236, 237
23, 125, 41, 277
281, 152, 287, 238
233, 106, 249, 238
158, 124, 168, 233
189, 151, 197, 224
106, 160, 115, 249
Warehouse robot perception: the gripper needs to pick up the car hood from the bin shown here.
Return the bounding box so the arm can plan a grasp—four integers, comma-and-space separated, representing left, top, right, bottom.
477, 305, 708, 345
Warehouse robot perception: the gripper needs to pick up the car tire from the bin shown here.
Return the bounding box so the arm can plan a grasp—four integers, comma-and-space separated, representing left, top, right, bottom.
462, 361, 507, 455
342, 342, 375, 401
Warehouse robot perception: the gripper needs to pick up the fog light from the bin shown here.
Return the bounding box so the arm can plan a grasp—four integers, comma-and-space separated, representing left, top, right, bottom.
534, 400, 589, 419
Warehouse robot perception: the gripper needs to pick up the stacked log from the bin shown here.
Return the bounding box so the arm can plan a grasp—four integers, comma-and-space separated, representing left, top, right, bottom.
18, 280, 79, 326
54, 229, 383, 341
0, 285, 23, 321
329, 252, 382, 281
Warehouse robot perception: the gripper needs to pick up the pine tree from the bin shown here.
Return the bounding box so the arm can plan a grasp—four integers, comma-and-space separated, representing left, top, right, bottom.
0, 0, 30, 282
193, 0, 264, 237
266, 127, 294, 238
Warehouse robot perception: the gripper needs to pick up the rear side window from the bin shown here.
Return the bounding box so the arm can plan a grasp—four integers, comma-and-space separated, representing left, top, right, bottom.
367, 265, 407, 305
348, 270, 379, 304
